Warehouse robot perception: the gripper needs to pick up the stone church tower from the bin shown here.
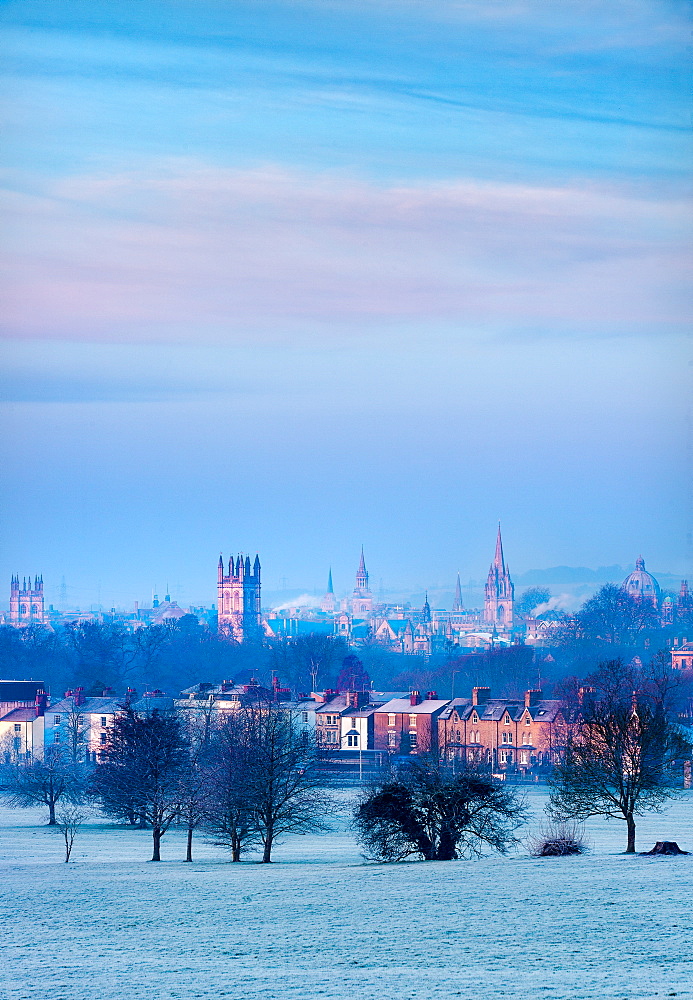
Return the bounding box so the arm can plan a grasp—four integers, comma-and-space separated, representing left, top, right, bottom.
483, 526, 514, 629
351, 549, 373, 615
217, 554, 262, 641
10, 575, 46, 627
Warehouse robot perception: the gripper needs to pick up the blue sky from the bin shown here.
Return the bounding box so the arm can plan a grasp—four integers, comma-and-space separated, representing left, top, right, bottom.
0, 0, 691, 609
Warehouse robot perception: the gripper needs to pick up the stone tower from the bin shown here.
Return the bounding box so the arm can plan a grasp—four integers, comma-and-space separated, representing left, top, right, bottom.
217, 554, 262, 641
10, 575, 46, 627
351, 548, 373, 615
483, 526, 514, 629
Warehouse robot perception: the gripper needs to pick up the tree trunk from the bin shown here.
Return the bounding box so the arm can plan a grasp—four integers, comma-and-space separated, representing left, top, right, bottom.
231, 832, 240, 862
626, 814, 636, 854
152, 826, 162, 861
48, 800, 56, 826
435, 827, 457, 861
262, 826, 273, 863
185, 823, 193, 862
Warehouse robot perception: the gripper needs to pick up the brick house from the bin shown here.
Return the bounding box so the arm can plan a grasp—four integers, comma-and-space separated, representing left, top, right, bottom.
373, 691, 449, 754
439, 686, 565, 771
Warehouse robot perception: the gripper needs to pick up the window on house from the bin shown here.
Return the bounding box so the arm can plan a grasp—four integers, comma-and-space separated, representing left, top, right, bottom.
302, 712, 309, 723
522, 733, 531, 745
388, 714, 396, 727
53, 732, 61, 743
388, 732, 397, 747
409, 714, 417, 727
53, 715, 61, 725
501, 750, 513, 764
13, 737, 21, 751
99, 733, 107, 745
326, 731, 337, 743
504, 715, 511, 724
101, 717, 107, 727
520, 751, 529, 765
525, 716, 531, 725
14, 724, 21, 732
471, 712, 479, 724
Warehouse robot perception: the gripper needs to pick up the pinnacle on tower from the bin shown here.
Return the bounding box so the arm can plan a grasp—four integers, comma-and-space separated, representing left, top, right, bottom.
327, 568, 334, 594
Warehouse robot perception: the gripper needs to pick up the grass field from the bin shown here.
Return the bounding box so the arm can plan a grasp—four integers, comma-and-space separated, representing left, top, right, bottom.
0, 788, 691, 1000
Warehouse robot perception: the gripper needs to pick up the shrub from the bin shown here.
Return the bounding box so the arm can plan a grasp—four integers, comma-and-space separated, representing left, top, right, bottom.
528, 820, 587, 857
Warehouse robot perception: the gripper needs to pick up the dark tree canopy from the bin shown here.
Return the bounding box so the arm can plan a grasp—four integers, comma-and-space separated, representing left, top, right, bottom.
336, 655, 371, 693
354, 758, 526, 862
516, 587, 550, 616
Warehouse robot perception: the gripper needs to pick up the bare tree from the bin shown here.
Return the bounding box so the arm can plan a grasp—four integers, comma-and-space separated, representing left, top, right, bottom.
92, 708, 189, 860
56, 803, 88, 861
1, 748, 85, 825
201, 716, 261, 861
179, 707, 217, 862
354, 756, 526, 862
549, 659, 691, 853
244, 703, 331, 862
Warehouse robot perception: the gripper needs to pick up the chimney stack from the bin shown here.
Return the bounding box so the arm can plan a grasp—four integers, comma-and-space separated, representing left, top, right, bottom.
472, 686, 490, 706
410, 690, 422, 706
74, 687, 85, 707
426, 691, 437, 701
524, 689, 541, 708
34, 690, 47, 717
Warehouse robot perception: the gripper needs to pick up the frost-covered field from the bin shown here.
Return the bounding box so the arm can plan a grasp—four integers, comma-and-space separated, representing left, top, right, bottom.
0, 788, 691, 1000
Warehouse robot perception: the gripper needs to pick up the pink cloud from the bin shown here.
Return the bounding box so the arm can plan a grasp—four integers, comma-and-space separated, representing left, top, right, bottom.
0, 162, 689, 344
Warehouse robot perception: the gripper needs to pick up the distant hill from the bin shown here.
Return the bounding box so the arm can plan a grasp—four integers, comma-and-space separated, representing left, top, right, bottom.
515, 566, 682, 592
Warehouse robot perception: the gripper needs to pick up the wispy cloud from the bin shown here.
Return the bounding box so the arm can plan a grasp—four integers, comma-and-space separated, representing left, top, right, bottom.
1, 162, 689, 345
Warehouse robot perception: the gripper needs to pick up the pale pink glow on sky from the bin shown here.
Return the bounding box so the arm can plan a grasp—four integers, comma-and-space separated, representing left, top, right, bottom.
1, 165, 689, 344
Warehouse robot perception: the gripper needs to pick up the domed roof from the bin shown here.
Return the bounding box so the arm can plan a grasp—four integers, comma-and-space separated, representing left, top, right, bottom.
621, 556, 661, 605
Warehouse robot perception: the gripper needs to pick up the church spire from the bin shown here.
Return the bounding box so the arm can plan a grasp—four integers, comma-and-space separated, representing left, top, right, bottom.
422, 591, 432, 624
452, 572, 464, 612
356, 547, 369, 590
327, 568, 334, 594
494, 523, 505, 571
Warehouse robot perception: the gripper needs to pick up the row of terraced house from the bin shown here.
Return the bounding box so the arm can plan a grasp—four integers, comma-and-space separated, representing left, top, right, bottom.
313, 686, 566, 770
1, 677, 565, 773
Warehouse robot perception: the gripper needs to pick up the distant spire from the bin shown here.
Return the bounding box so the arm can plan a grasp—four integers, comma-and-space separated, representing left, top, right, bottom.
452, 572, 464, 612
422, 592, 432, 623
327, 568, 334, 594
358, 547, 366, 575
494, 523, 505, 570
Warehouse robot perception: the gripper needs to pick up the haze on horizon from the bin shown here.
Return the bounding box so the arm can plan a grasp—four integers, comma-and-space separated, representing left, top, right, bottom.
0, 0, 690, 612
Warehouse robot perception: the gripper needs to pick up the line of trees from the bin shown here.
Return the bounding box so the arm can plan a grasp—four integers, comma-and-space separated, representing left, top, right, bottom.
1, 701, 332, 863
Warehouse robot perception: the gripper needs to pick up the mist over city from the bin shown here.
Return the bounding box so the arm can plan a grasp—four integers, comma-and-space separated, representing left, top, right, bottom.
0, 3, 690, 1000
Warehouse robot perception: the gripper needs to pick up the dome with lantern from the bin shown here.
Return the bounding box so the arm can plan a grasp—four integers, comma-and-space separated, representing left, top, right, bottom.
621, 556, 661, 606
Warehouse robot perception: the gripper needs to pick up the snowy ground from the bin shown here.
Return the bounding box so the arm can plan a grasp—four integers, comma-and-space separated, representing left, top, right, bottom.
0, 788, 691, 1000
